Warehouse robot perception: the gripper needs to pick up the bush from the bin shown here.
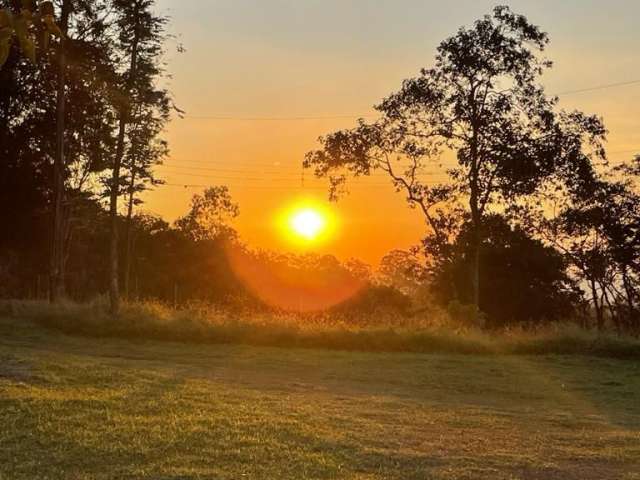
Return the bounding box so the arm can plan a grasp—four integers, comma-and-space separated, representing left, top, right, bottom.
3, 300, 640, 358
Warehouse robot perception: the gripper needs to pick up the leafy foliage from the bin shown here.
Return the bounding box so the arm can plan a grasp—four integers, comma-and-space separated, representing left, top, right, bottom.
430, 215, 580, 328
305, 5, 607, 319
175, 186, 240, 242
0, 0, 62, 66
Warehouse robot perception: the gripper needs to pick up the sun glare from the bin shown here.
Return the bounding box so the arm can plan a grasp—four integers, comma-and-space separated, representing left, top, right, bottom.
290, 208, 326, 240
276, 200, 336, 246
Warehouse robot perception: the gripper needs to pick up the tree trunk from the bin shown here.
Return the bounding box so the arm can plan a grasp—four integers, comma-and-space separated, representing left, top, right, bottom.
50, 0, 72, 303
590, 278, 604, 331
601, 285, 618, 333
109, 2, 141, 316
123, 165, 137, 300
469, 117, 481, 323
622, 268, 636, 331
109, 118, 126, 315
466, 84, 483, 324
470, 226, 480, 316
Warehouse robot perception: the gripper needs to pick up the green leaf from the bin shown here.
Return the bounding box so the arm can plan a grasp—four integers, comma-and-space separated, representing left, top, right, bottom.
0, 9, 13, 29
20, 8, 33, 22
42, 30, 49, 51
13, 16, 28, 39
0, 38, 9, 67
39, 1, 54, 17
19, 34, 35, 62
0, 27, 12, 42
43, 15, 62, 38
21, 0, 36, 11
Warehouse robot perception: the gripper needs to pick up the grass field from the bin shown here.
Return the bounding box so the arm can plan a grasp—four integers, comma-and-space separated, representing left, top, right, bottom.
1, 317, 639, 479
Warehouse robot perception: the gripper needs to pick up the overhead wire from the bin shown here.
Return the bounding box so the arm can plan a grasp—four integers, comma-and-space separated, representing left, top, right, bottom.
157, 78, 640, 189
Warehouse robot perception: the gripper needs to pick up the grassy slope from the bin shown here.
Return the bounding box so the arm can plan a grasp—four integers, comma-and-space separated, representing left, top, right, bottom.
1, 317, 639, 480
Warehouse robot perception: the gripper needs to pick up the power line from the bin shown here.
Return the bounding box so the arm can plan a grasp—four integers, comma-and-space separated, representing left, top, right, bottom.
158, 164, 304, 176
177, 78, 640, 121
608, 148, 639, 155
159, 170, 300, 182
164, 159, 302, 168
163, 183, 327, 190
161, 161, 295, 170
184, 114, 377, 121
157, 163, 449, 178
160, 175, 444, 187
161, 151, 637, 170
160, 170, 447, 186
161, 157, 460, 168
162, 182, 415, 190
156, 155, 638, 182
556, 79, 640, 96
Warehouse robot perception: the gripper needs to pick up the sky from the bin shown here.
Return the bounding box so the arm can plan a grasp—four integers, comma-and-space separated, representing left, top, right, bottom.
144, 0, 640, 265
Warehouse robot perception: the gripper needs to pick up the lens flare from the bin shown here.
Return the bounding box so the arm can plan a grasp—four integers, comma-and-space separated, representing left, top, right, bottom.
224, 199, 358, 312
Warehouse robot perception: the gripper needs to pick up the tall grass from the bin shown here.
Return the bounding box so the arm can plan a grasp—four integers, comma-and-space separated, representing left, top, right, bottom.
2, 299, 640, 358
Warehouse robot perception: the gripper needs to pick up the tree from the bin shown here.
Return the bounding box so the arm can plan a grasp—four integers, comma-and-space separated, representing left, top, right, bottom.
612, 156, 640, 330
49, 0, 71, 302
2, 0, 67, 301
0, 0, 61, 68
431, 215, 580, 328
0, 0, 116, 300
378, 249, 426, 297
122, 114, 168, 299
108, 0, 169, 315
304, 6, 605, 319
120, 21, 172, 299
175, 186, 240, 242
539, 177, 640, 331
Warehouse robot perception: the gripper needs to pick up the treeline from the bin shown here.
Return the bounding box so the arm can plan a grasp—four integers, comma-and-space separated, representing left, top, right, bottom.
1, 3, 639, 332
304, 6, 640, 332
0, 0, 171, 314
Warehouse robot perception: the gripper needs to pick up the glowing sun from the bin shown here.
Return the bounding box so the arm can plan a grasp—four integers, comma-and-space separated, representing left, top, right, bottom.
289, 208, 326, 240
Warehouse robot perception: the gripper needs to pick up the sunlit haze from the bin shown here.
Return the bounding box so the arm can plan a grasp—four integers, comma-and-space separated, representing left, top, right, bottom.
146, 0, 640, 264
3, 2, 640, 476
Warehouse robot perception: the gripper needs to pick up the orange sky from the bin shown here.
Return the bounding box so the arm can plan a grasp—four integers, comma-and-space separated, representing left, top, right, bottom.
143, 1, 640, 265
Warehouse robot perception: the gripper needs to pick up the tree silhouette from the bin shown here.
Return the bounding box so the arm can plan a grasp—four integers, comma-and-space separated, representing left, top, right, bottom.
108, 0, 170, 315
431, 214, 580, 328
536, 177, 640, 331
1, 0, 116, 300
120, 9, 173, 300
175, 186, 240, 242
50, 0, 70, 302
305, 6, 605, 319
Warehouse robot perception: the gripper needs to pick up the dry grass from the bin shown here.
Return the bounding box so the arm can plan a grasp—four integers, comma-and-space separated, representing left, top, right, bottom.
0, 316, 639, 479
2, 300, 640, 358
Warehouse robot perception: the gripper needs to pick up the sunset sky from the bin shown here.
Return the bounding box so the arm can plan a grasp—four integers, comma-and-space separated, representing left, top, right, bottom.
145, 0, 640, 265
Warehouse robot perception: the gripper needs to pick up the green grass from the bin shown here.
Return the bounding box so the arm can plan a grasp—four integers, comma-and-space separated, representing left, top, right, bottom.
1, 317, 639, 479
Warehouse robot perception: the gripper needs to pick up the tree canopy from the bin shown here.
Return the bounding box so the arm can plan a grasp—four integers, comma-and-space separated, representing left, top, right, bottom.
305, 5, 607, 318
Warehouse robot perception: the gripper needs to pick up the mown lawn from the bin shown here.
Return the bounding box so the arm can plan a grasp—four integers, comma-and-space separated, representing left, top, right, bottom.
1, 317, 639, 479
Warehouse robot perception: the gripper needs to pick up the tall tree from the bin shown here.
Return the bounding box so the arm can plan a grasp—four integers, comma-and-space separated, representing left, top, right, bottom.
546, 178, 640, 331
108, 0, 169, 314
121, 37, 171, 298
0, 0, 114, 299
49, 0, 71, 302
304, 6, 605, 318
122, 114, 167, 299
